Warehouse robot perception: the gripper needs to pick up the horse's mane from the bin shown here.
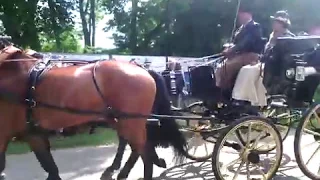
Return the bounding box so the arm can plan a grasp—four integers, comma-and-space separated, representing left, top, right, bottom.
0, 46, 38, 61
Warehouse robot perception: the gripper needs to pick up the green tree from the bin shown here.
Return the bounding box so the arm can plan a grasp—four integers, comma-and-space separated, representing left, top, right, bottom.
37, 0, 76, 51
0, 0, 41, 49
40, 29, 82, 53
0, 0, 76, 51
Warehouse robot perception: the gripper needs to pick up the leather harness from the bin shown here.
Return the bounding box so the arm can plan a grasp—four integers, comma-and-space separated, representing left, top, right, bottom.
25, 59, 53, 131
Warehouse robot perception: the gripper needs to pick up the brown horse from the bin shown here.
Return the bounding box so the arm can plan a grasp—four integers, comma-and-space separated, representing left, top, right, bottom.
9, 50, 186, 180
0, 45, 158, 179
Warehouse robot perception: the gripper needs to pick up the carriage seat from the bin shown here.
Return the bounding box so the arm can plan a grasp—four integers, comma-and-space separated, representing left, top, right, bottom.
189, 65, 221, 100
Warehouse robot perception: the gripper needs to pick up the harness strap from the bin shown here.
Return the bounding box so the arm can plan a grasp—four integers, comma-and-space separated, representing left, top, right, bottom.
25, 60, 53, 131
91, 61, 116, 119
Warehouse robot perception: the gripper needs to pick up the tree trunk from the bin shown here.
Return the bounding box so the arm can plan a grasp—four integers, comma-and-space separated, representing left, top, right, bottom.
79, 0, 91, 48
90, 0, 96, 47
48, 0, 62, 51
129, 0, 138, 54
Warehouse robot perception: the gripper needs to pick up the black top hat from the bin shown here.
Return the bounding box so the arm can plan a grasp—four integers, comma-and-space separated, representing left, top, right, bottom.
270, 10, 291, 27
238, 1, 254, 14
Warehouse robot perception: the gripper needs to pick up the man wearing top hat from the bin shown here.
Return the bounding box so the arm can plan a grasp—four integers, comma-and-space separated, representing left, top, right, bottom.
215, 3, 265, 99
232, 10, 295, 107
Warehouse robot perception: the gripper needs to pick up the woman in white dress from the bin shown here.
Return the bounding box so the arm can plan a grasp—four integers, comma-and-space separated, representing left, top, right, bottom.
232, 10, 295, 107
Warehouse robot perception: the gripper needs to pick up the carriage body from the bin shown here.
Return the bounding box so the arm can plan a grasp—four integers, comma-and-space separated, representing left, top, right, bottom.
264, 36, 320, 106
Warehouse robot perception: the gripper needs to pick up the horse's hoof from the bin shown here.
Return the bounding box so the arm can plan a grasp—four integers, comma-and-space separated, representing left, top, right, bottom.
105, 165, 120, 172
100, 170, 114, 180
100, 173, 113, 180
155, 158, 167, 168
117, 172, 128, 180
0, 173, 5, 180
46, 176, 62, 180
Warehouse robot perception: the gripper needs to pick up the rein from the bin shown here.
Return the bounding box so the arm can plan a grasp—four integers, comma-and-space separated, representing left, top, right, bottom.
2, 58, 38, 62
0, 86, 212, 120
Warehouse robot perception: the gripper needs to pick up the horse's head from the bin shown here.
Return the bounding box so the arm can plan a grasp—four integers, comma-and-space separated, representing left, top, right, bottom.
0, 37, 37, 76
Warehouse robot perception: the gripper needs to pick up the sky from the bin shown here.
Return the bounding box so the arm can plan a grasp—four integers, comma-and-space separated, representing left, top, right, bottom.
93, 15, 116, 49
77, 0, 150, 49
75, 1, 136, 50
75, 14, 116, 49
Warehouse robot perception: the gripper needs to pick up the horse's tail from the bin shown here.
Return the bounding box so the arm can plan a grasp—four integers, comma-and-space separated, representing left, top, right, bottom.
147, 70, 187, 164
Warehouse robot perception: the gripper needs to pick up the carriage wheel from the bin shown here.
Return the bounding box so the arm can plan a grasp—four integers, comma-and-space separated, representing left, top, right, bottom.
177, 100, 219, 161
253, 106, 292, 153
212, 116, 283, 180
180, 119, 222, 162
294, 103, 320, 180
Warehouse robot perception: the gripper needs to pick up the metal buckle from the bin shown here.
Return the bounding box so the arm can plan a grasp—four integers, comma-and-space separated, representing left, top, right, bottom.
25, 99, 37, 108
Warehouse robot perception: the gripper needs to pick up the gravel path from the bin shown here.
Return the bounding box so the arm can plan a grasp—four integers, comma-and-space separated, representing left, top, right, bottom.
4, 129, 313, 180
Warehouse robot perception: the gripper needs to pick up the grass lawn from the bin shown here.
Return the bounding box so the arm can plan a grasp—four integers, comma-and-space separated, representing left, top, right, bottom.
7, 128, 117, 155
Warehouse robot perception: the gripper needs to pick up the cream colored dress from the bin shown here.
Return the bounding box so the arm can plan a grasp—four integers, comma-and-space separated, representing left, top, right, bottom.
232, 62, 267, 106
232, 32, 277, 107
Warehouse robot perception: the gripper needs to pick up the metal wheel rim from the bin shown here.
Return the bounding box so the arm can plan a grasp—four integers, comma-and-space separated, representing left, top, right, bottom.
215, 119, 282, 180
296, 104, 320, 179
184, 120, 218, 159
264, 107, 291, 140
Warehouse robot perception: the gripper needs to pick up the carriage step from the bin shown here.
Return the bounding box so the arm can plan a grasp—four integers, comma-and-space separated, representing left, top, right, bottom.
270, 101, 288, 108
147, 118, 160, 125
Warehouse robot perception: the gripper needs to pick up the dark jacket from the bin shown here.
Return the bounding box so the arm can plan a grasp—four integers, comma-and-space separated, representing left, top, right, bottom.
262, 31, 295, 95
231, 20, 264, 54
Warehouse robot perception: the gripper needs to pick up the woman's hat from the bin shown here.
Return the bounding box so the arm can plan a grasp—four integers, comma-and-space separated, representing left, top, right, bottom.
270, 10, 291, 27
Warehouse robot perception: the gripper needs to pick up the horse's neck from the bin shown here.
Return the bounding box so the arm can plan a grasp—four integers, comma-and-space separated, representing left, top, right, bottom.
7, 52, 37, 72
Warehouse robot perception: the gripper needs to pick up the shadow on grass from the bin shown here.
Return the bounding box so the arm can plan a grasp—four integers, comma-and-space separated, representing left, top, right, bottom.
7, 128, 117, 155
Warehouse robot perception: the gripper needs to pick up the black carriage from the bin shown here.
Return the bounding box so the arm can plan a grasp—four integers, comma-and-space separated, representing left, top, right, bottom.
173, 35, 320, 180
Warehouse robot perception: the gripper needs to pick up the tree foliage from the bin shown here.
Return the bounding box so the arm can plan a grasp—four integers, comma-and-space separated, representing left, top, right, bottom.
0, 0, 319, 55
101, 0, 320, 56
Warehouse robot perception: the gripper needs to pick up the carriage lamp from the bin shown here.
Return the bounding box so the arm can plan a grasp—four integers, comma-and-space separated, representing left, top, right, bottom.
295, 66, 306, 81
286, 68, 295, 79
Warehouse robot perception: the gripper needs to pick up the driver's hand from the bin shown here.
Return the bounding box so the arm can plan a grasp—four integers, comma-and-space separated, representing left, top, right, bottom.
222, 48, 233, 57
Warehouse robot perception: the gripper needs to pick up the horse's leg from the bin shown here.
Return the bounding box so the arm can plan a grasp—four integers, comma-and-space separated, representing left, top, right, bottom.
115, 119, 154, 180
0, 138, 10, 180
115, 142, 165, 180
26, 135, 61, 180
141, 142, 153, 180
100, 134, 127, 179
150, 146, 166, 168
116, 149, 139, 180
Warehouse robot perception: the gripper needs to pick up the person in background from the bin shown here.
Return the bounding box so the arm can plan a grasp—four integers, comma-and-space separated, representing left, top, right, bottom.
143, 58, 152, 70
129, 58, 138, 65
232, 10, 294, 107
162, 59, 185, 107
